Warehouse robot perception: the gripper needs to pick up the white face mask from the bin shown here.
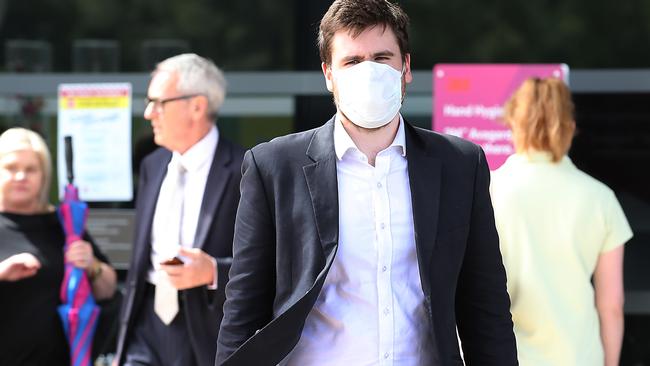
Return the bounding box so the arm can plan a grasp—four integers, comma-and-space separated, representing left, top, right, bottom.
333, 61, 403, 129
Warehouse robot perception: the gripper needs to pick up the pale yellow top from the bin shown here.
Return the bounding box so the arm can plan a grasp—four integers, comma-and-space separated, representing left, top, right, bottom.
490, 152, 633, 366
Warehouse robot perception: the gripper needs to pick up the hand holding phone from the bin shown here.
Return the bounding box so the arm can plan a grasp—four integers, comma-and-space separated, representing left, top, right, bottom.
161, 256, 184, 266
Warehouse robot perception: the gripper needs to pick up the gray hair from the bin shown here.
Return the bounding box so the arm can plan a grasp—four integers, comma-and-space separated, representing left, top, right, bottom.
156, 53, 227, 120
0, 127, 52, 209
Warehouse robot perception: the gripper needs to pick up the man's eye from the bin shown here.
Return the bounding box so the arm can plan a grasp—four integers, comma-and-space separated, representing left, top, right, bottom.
3, 165, 17, 173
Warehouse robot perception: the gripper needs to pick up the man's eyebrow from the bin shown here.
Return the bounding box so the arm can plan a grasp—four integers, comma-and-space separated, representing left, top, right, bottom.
340, 50, 395, 63
341, 55, 363, 63
372, 50, 395, 58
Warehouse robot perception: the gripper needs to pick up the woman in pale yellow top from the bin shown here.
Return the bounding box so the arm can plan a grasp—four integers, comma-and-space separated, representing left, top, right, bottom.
490, 77, 633, 366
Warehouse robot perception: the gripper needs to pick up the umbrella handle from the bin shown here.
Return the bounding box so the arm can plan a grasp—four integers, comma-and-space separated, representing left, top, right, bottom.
64, 135, 74, 185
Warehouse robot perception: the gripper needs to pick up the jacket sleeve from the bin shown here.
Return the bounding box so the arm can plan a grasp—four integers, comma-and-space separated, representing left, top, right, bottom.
114, 153, 152, 365
455, 146, 518, 365
216, 149, 276, 365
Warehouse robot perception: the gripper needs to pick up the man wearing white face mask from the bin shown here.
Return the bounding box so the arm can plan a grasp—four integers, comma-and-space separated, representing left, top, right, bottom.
333, 61, 404, 130
216, 0, 518, 365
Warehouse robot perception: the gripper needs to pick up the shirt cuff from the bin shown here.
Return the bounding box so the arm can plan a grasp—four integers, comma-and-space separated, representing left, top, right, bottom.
207, 256, 218, 290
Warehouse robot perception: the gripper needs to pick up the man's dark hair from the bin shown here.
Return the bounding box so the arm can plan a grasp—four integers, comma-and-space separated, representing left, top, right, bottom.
318, 0, 410, 65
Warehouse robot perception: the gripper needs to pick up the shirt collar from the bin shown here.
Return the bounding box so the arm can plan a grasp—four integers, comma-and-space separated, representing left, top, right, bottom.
507, 150, 572, 166
523, 150, 554, 162
333, 115, 407, 161
173, 125, 219, 172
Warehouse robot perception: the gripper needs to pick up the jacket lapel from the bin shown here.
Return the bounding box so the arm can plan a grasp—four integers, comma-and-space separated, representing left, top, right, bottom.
134, 150, 171, 276
193, 139, 233, 249
405, 123, 441, 296
303, 119, 339, 256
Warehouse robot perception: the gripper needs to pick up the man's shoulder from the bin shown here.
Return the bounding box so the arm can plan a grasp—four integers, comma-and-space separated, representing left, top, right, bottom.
250, 122, 329, 162
217, 136, 246, 163
408, 123, 481, 158
141, 146, 171, 167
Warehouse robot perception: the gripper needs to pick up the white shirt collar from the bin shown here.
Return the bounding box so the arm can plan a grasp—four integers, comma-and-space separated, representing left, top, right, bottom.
333, 115, 406, 161
173, 125, 219, 172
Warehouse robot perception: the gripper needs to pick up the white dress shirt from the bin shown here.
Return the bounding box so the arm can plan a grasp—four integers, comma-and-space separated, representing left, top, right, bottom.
287, 117, 432, 366
147, 126, 219, 284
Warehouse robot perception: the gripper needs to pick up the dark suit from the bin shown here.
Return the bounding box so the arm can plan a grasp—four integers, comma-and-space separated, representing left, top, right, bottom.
115, 137, 244, 366
216, 119, 517, 365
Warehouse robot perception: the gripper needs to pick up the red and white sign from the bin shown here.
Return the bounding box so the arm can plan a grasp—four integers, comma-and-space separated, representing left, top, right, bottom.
57, 83, 133, 201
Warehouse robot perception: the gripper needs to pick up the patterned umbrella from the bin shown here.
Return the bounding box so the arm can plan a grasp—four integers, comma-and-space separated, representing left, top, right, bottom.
57, 136, 100, 366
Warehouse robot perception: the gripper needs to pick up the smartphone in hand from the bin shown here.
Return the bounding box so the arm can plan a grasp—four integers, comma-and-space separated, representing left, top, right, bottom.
161, 256, 184, 266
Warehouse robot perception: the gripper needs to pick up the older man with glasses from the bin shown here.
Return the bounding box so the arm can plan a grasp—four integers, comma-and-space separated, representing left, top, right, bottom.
115, 53, 245, 366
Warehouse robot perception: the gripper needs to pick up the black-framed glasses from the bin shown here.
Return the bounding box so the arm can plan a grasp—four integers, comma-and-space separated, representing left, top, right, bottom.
144, 94, 201, 112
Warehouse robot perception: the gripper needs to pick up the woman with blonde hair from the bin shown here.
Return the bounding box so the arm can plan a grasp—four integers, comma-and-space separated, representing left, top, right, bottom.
491, 78, 633, 366
0, 127, 117, 365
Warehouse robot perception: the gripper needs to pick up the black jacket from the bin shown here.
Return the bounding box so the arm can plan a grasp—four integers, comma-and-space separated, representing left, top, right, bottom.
216, 119, 517, 365
115, 137, 244, 366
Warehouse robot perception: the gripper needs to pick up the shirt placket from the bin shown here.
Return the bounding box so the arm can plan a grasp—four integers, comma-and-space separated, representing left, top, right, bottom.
374, 152, 394, 366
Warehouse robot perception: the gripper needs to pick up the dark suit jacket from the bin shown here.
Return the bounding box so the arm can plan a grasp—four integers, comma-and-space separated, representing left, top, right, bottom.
216, 119, 518, 366
115, 137, 245, 366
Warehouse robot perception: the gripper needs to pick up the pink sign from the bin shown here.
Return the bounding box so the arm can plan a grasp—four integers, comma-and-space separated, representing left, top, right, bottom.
432, 64, 569, 170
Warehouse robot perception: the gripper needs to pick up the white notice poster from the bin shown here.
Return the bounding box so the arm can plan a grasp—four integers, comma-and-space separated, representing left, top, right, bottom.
57, 83, 133, 201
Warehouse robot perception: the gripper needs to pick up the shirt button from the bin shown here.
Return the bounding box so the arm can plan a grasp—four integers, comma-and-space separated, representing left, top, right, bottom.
384, 352, 389, 359
382, 266, 387, 272
384, 307, 390, 315
380, 223, 386, 230
376, 182, 382, 188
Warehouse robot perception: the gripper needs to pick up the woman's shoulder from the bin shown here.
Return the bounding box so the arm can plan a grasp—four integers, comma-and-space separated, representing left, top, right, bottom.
0, 211, 60, 230
561, 159, 616, 197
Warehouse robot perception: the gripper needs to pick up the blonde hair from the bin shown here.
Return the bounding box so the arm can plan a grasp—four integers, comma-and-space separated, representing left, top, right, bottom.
0, 128, 52, 209
503, 77, 576, 162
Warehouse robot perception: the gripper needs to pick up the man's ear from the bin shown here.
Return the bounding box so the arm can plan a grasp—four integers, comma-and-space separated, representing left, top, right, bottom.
403, 53, 413, 84
191, 95, 209, 120
322, 62, 334, 92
